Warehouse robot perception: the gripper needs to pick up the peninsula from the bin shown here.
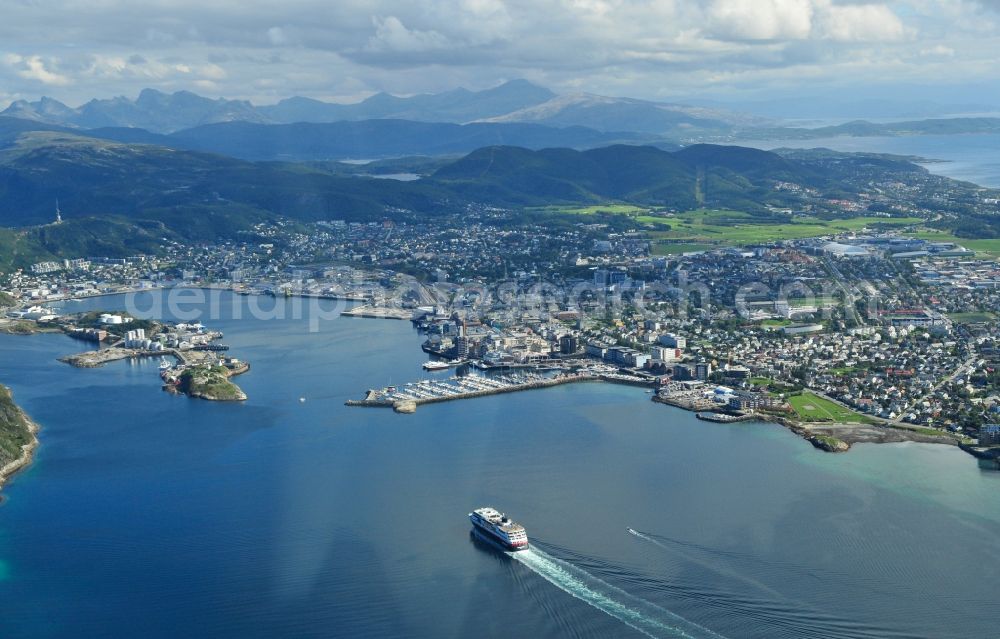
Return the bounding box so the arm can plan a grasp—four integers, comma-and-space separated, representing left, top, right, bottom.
40, 310, 253, 402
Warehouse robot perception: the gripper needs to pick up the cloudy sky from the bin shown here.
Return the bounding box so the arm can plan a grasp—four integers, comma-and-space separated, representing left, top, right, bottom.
2, 0, 1000, 108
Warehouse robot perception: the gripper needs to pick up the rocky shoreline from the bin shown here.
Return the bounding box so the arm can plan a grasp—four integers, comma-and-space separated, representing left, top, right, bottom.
653, 395, 963, 453
165, 362, 249, 401
0, 386, 40, 493
0, 318, 62, 335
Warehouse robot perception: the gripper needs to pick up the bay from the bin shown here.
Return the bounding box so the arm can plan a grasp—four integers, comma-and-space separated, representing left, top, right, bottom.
737, 133, 1000, 188
1, 291, 998, 638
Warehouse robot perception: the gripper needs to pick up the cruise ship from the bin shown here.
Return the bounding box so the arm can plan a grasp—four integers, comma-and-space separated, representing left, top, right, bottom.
469, 507, 529, 551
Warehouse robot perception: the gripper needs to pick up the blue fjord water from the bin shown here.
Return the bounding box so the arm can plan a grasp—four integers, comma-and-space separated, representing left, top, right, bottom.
1, 292, 999, 638
739, 133, 1000, 188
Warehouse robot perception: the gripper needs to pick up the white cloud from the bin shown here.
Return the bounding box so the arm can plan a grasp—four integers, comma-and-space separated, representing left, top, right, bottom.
704, 0, 906, 42
921, 44, 956, 56
365, 16, 451, 53
818, 1, 907, 42
0, 1, 994, 106
3, 53, 70, 86
706, 0, 815, 41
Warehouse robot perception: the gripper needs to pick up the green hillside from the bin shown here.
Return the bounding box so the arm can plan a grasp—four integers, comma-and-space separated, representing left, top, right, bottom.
0, 384, 34, 470
0, 129, 946, 267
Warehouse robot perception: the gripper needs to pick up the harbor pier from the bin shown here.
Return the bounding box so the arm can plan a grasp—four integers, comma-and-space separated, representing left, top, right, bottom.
346, 370, 656, 412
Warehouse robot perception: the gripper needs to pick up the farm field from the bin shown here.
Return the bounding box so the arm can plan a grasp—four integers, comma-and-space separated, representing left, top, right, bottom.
538, 205, 998, 260
648, 210, 923, 245
545, 206, 924, 246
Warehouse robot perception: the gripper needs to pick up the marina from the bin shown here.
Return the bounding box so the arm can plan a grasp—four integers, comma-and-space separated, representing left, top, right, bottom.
340, 305, 414, 320
347, 367, 656, 412
695, 412, 757, 423
347, 371, 600, 410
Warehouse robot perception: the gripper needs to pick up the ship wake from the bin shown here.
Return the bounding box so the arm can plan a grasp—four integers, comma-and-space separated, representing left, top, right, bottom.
626, 528, 909, 639
510, 546, 725, 639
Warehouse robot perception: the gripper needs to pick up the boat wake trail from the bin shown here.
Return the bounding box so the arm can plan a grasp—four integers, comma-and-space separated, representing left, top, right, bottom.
625, 528, 906, 639
510, 546, 725, 639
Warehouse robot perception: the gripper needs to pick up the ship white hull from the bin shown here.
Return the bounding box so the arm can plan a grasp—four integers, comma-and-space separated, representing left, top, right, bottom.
469, 514, 529, 551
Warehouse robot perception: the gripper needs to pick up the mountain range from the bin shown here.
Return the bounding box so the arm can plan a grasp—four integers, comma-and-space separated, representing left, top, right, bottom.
1, 80, 752, 135
258, 79, 556, 124
7, 81, 1000, 155
0, 115, 665, 162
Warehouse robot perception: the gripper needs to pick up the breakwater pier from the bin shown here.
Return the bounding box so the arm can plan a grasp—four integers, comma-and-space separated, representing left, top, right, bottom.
695, 412, 757, 423
60, 347, 186, 368
346, 371, 654, 413
340, 305, 413, 320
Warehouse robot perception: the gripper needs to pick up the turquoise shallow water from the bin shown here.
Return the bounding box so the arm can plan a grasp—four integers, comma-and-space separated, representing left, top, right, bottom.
1, 292, 999, 638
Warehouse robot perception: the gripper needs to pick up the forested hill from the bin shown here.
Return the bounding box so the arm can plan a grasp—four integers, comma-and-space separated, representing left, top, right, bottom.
430, 143, 920, 210
0, 129, 942, 268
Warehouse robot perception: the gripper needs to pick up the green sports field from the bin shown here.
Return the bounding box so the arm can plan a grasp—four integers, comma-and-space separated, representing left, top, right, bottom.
788, 392, 875, 424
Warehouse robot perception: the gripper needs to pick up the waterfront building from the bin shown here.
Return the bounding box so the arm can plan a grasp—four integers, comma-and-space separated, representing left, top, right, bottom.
673, 363, 694, 381
728, 391, 777, 411
980, 424, 1000, 446
605, 346, 626, 363
695, 362, 712, 381
455, 336, 469, 359
585, 343, 608, 359
559, 334, 578, 355
621, 351, 649, 368
82, 328, 107, 342
125, 328, 149, 349
16, 305, 59, 321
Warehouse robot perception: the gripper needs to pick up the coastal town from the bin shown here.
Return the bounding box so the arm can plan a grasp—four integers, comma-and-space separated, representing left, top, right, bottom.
8, 6, 1000, 635
1, 304, 250, 403
4, 201, 1000, 463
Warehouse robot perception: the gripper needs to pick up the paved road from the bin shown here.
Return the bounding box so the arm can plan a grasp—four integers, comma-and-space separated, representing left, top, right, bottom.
823, 257, 863, 327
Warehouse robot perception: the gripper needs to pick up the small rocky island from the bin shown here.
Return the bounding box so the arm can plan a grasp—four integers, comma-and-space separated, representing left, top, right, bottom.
168, 363, 248, 402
